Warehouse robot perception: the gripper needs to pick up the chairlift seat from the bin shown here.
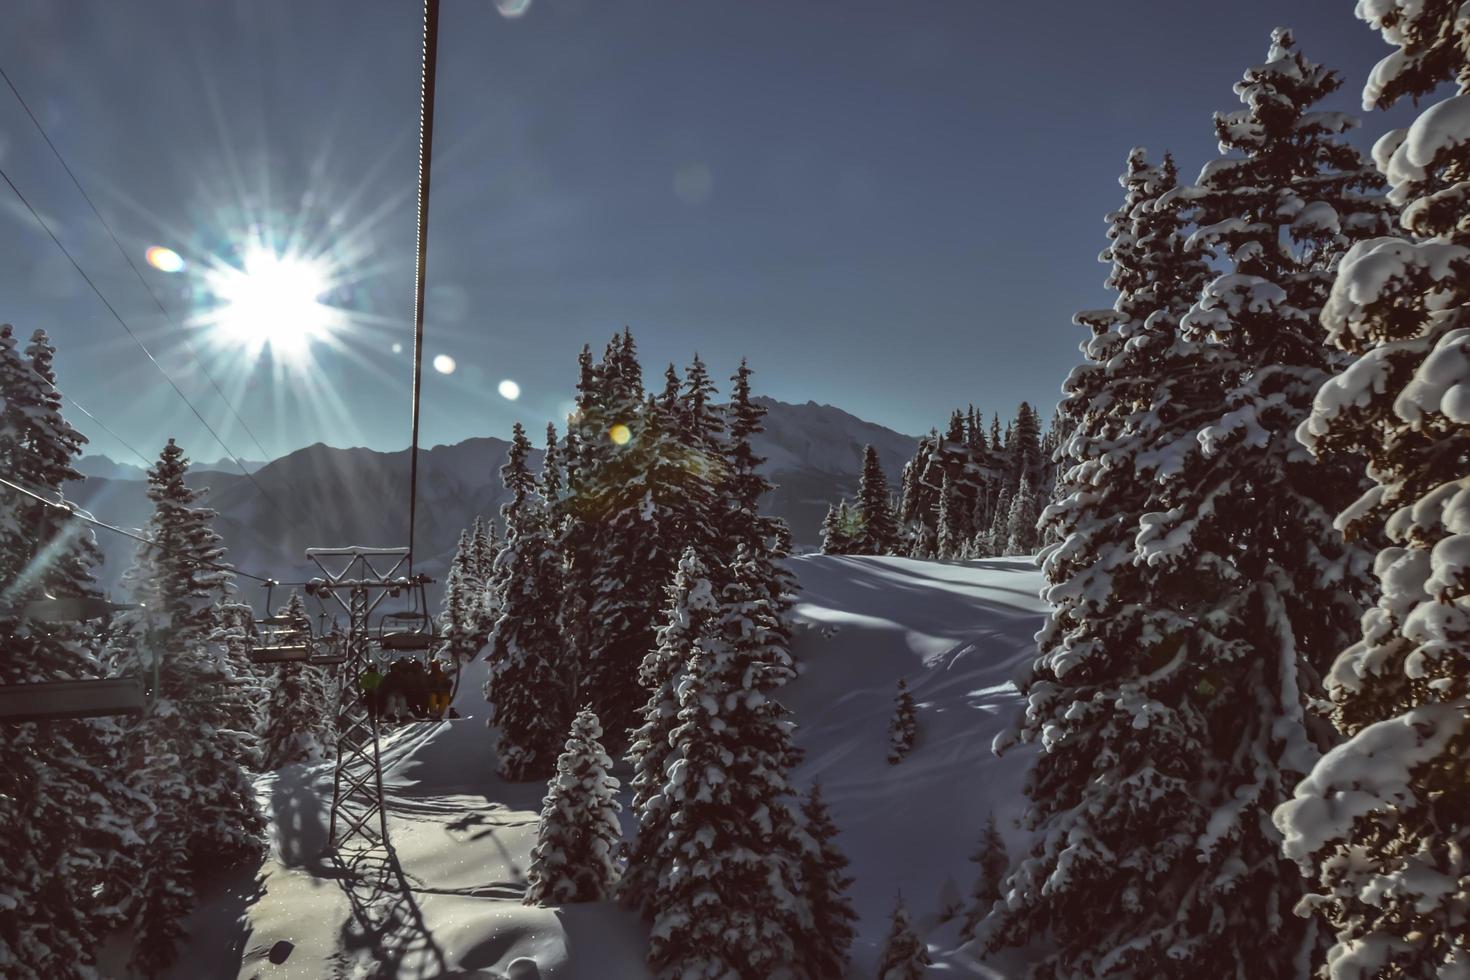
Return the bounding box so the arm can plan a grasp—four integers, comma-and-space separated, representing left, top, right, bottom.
257, 615, 308, 628
250, 645, 312, 664
309, 649, 348, 666
379, 631, 434, 652
0, 676, 145, 723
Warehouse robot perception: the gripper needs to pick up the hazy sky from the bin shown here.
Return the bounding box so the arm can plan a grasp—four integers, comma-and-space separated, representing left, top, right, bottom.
0, 0, 1417, 465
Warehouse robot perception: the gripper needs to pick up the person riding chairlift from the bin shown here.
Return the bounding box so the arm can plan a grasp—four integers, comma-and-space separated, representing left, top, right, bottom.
426, 660, 452, 718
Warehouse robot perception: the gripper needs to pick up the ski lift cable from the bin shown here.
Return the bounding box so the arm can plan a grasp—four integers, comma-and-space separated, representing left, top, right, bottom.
0, 163, 296, 529
39, 374, 155, 471
0, 472, 291, 586
406, 0, 441, 577
0, 64, 279, 469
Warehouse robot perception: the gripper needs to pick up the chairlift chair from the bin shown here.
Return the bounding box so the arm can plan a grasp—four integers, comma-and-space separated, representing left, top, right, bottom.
0, 594, 150, 723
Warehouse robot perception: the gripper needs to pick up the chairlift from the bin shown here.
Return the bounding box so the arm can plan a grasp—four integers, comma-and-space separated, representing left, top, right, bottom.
375, 576, 435, 656
0, 594, 152, 723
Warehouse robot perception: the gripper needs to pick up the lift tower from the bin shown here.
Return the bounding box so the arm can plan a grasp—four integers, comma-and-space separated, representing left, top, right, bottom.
304, 547, 433, 850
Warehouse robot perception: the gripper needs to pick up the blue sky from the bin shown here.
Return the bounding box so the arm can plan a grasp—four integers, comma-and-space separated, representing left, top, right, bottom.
0, 0, 1418, 464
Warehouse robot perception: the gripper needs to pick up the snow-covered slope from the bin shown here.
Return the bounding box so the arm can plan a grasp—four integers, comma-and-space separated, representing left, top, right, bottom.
171, 555, 1044, 979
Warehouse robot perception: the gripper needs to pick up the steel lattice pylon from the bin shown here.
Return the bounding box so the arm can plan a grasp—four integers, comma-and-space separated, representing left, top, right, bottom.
304, 547, 430, 851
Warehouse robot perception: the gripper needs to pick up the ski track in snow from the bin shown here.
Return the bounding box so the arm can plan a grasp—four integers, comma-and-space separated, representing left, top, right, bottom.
169, 555, 1046, 980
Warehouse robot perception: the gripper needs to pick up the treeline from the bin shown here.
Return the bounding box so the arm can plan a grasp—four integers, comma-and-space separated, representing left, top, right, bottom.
0, 326, 323, 976
975, 20, 1470, 979
821, 400, 1064, 558
443, 331, 862, 977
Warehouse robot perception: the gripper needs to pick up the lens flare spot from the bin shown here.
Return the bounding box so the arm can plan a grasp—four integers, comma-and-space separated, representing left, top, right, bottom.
495, 0, 533, 18
392, 342, 404, 354
145, 246, 186, 273
433, 354, 457, 375
498, 379, 521, 401
608, 423, 631, 445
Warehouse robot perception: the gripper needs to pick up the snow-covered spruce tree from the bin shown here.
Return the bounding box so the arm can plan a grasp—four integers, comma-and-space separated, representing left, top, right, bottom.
440, 527, 484, 665
1009, 401, 1044, 486
259, 590, 329, 769
563, 332, 687, 745
961, 812, 1007, 939
116, 438, 265, 976
820, 501, 846, 554
0, 326, 145, 980
877, 894, 932, 980
487, 423, 570, 781
937, 472, 961, 559
1003, 478, 1042, 556
645, 554, 806, 979
989, 30, 1392, 974
985, 483, 1012, 557
796, 781, 858, 979
469, 514, 499, 636
524, 708, 623, 905
982, 148, 1220, 972
1272, 5, 1470, 976
888, 677, 918, 764
620, 547, 720, 918
856, 443, 899, 554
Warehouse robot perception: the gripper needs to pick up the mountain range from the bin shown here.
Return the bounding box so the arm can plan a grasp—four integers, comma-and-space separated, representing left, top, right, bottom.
66, 397, 918, 604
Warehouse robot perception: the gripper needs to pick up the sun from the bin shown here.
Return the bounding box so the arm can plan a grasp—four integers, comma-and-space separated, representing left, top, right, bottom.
203, 246, 336, 360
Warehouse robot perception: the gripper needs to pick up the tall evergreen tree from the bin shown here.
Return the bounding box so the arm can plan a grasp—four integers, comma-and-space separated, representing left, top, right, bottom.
877, 894, 931, 980
645, 555, 806, 978
524, 709, 623, 906
259, 590, 329, 769
1003, 479, 1042, 556
961, 812, 1007, 939
487, 424, 570, 781
796, 781, 858, 979
855, 444, 899, 554
0, 326, 144, 979
888, 677, 919, 764
989, 27, 1391, 974
116, 439, 265, 976
1009, 401, 1044, 485
1274, 6, 1470, 975
440, 529, 483, 666
936, 472, 963, 559
621, 548, 719, 918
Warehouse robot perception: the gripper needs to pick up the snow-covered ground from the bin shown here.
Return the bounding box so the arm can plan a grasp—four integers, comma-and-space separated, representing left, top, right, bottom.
172, 555, 1045, 979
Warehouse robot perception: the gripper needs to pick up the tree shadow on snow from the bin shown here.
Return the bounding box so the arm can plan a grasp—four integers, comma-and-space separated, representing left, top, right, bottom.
270, 764, 332, 870
162, 865, 267, 980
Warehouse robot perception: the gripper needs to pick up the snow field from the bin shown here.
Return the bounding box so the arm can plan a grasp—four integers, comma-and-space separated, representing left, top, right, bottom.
181, 554, 1044, 979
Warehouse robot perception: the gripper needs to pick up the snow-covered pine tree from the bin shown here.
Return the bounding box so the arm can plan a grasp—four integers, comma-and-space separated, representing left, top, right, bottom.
877, 894, 932, 980
796, 781, 858, 979
1003, 478, 1041, 556
1273, 5, 1470, 975
1009, 401, 1043, 486
985, 483, 1012, 557
487, 423, 570, 781
524, 708, 623, 905
259, 590, 329, 769
961, 812, 1007, 939
0, 326, 145, 979
564, 333, 686, 745
983, 147, 1218, 971
621, 547, 719, 918
117, 438, 265, 976
989, 27, 1391, 974
645, 554, 806, 978
888, 677, 919, 764
856, 443, 899, 554
936, 472, 961, 559
820, 501, 847, 554
440, 528, 483, 667
468, 514, 500, 642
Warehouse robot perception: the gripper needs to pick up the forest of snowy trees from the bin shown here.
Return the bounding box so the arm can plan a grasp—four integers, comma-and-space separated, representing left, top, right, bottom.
2, 3, 1467, 978
819, 402, 1066, 560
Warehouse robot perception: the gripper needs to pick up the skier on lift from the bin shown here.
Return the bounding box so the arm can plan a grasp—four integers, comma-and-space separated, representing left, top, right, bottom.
426, 660, 451, 718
